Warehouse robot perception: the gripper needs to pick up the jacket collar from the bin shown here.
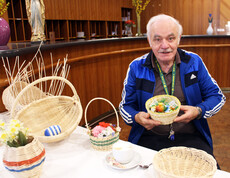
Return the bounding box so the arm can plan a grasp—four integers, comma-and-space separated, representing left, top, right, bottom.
142, 48, 191, 70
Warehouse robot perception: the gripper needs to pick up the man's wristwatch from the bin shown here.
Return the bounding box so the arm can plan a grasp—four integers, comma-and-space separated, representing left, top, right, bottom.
196, 106, 202, 120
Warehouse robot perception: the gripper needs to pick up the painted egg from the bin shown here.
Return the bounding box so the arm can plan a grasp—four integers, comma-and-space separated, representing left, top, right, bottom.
44, 125, 62, 136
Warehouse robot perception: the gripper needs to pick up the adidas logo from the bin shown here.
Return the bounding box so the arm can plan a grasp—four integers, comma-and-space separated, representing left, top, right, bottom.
190, 74, 196, 80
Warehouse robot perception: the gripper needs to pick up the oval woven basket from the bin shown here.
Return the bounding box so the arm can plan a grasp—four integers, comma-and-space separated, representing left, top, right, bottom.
3, 136, 45, 178
11, 76, 83, 143
2, 81, 46, 112
153, 147, 217, 178
145, 95, 181, 125
84, 97, 121, 151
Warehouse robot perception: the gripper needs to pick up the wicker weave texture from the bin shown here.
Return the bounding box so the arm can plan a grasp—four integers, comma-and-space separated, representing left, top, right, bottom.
11, 76, 83, 143
153, 147, 217, 178
3, 137, 45, 178
2, 81, 46, 113
85, 97, 120, 151
146, 95, 181, 125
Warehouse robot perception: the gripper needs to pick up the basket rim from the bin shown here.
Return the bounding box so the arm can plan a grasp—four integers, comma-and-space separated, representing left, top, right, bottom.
84, 97, 120, 133
11, 76, 80, 118
153, 146, 217, 178
146, 95, 181, 115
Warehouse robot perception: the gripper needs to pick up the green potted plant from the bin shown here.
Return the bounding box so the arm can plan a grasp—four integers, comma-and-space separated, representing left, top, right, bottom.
0, 119, 46, 177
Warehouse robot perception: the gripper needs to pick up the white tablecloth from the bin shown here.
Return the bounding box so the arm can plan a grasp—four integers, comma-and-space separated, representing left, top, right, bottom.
0, 113, 230, 178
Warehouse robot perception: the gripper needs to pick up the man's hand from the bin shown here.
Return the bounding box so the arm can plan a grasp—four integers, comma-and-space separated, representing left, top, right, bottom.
135, 112, 161, 130
174, 105, 200, 123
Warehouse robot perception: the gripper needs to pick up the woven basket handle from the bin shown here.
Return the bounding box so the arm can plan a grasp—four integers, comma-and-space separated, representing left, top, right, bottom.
84, 97, 120, 131
11, 76, 80, 118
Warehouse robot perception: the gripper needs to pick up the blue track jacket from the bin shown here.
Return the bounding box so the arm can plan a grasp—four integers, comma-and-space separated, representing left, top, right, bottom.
119, 48, 226, 149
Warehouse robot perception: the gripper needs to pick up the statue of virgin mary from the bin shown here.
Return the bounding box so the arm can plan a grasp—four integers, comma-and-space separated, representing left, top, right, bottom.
26, 0, 46, 42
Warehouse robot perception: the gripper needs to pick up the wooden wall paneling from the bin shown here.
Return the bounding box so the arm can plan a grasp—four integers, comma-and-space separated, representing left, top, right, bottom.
79, 0, 88, 20
98, 0, 105, 20
43, 0, 51, 18
62, 0, 69, 19
89, 0, 97, 20
70, 0, 76, 19
220, 0, 230, 29
121, 0, 132, 8
141, 0, 222, 35
44, 1, 57, 19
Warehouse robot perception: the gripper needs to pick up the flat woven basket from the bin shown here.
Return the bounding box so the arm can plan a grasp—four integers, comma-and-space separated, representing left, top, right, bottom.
84, 97, 120, 151
11, 76, 83, 143
153, 147, 217, 178
145, 95, 181, 125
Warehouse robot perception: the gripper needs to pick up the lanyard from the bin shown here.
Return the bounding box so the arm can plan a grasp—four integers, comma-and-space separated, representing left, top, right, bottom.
155, 59, 176, 140
155, 60, 176, 95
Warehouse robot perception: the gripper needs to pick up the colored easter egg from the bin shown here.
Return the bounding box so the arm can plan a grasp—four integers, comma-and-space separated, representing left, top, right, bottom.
44, 125, 62, 136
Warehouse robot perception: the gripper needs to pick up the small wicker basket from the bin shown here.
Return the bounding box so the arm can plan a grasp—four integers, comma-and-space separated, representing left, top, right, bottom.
153, 147, 217, 178
145, 95, 181, 125
84, 97, 121, 151
11, 76, 83, 143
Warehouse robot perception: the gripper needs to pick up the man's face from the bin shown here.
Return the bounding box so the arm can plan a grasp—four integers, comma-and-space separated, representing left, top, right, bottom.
148, 19, 180, 63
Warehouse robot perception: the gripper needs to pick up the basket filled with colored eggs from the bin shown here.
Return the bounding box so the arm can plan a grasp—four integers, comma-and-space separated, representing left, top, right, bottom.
145, 95, 181, 125
84, 97, 121, 151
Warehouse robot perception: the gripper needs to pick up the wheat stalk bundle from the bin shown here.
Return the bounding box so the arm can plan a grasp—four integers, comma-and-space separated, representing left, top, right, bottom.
2, 42, 70, 114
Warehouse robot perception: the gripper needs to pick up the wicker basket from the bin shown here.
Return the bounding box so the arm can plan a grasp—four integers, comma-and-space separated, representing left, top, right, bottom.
11, 76, 83, 143
153, 147, 217, 178
145, 95, 181, 125
84, 97, 121, 151
2, 81, 46, 112
3, 136, 45, 178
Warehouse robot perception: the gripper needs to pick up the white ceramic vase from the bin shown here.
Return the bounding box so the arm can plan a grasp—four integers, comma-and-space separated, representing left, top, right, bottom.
207, 22, 213, 35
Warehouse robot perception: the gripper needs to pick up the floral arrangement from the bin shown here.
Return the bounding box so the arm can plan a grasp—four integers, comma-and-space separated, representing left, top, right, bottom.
0, 0, 10, 17
149, 98, 178, 113
208, 14, 213, 23
132, 0, 151, 15
91, 122, 117, 138
125, 20, 136, 28
0, 119, 31, 147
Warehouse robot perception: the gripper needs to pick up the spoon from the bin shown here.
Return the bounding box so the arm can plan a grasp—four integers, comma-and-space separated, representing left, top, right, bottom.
139, 163, 152, 169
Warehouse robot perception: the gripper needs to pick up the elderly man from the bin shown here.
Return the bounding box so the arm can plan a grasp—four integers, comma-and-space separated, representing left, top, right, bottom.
119, 14, 226, 163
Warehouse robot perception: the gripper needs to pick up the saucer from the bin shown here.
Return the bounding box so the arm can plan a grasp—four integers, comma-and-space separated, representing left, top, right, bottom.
105, 151, 141, 170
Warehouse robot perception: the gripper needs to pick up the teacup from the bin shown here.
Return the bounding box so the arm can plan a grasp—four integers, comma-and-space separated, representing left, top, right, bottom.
112, 141, 134, 164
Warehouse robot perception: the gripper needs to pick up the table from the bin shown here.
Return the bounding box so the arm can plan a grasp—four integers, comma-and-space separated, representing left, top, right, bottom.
0, 114, 230, 178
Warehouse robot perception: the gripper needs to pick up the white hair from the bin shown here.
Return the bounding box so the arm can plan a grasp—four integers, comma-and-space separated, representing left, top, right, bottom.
146, 14, 183, 43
